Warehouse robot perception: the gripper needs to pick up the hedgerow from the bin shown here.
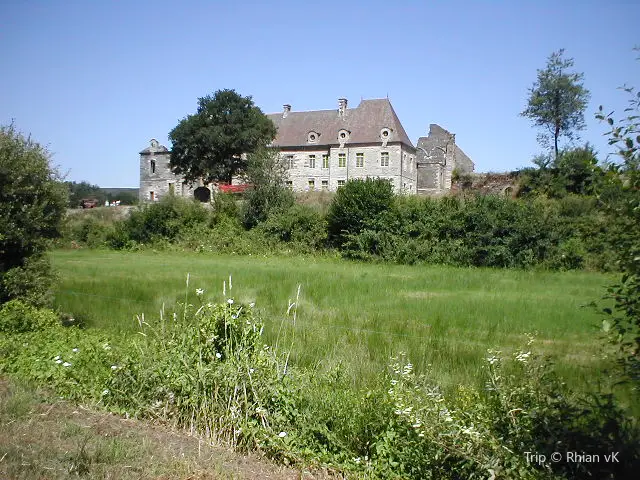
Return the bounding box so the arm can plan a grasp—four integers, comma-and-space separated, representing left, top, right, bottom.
61, 182, 626, 272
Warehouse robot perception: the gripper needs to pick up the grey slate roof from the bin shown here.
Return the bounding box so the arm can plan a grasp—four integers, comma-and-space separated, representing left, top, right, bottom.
267, 99, 414, 150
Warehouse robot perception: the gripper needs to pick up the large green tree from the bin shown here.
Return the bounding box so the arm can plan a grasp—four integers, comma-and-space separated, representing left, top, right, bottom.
0, 125, 68, 306
521, 49, 590, 159
168, 89, 277, 185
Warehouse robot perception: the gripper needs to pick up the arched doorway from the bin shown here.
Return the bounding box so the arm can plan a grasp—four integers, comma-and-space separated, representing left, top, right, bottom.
193, 186, 211, 203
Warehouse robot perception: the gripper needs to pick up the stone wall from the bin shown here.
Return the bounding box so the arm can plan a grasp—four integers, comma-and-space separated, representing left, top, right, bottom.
282, 143, 417, 194
416, 124, 474, 196
450, 172, 520, 196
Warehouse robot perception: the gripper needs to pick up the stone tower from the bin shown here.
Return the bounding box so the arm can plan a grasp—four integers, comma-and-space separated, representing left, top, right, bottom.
139, 139, 206, 203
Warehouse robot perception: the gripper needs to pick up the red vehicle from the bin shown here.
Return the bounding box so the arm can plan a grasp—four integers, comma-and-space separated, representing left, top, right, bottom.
218, 183, 251, 194
80, 198, 99, 209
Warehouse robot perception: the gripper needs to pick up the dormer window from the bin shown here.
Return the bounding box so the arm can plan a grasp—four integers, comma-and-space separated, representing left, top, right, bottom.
337, 129, 350, 141
307, 131, 319, 143
380, 128, 392, 139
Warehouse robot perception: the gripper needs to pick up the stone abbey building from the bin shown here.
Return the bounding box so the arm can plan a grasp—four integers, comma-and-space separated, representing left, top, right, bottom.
139, 98, 473, 202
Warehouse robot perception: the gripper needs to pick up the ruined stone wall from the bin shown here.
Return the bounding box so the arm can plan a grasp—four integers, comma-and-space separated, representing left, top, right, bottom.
450, 172, 520, 196
416, 124, 474, 196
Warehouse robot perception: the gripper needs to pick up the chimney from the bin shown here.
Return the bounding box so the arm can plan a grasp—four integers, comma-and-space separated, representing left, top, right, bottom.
283, 104, 291, 118
338, 98, 348, 117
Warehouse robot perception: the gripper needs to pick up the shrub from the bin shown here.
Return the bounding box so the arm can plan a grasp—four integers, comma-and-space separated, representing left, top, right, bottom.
0, 125, 68, 305
326, 178, 394, 249
597, 82, 640, 395
257, 204, 327, 250
0, 299, 59, 333
342, 195, 566, 269
243, 147, 295, 228
107, 196, 208, 248
210, 192, 242, 226
62, 212, 115, 248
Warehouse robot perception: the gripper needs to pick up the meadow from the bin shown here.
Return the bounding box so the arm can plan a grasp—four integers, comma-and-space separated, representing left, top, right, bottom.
50, 249, 614, 391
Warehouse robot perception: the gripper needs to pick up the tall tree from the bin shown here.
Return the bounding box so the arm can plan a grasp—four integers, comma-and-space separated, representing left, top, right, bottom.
169, 89, 277, 185
521, 49, 590, 160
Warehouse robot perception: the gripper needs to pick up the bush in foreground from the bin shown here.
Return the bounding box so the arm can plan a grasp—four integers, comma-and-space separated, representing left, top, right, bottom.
0, 125, 67, 305
1, 290, 638, 479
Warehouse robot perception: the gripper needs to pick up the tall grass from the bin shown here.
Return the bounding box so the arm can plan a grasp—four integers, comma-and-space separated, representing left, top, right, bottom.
50, 249, 613, 391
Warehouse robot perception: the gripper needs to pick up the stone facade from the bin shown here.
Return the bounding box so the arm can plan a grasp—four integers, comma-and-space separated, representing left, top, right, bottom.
416, 124, 474, 195
139, 101, 473, 202
139, 139, 201, 203
267, 98, 417, 194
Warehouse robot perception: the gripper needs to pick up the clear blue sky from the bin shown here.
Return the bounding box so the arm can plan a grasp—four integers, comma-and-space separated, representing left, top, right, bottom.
2, 0, 639, 187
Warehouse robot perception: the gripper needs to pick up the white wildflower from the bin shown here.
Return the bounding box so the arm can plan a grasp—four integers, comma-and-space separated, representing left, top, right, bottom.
111, 365, 118, 370
278, 431, 287, 438
54, 355, 61, 360
249, 368, 255, 374
515, 351, 531, 363
72, 348, 79, 353
216, 352, 222, 359
55, 359, 63, 364
102, 389, 110, 396
412, 422, 422, 428
249, 302, 255, 308
62, 362, 72, 367
354, 457, 361, 464
227, 298, 234, 305
102, 343, 111, 351
486, 350, 501, 365
195, 288, 204, 296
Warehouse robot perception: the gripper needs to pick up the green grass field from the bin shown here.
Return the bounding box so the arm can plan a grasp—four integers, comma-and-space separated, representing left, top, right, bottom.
50, 249, 615, 391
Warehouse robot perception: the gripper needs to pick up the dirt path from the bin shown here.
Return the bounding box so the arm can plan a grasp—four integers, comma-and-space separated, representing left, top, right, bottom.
0, 379, 340, 479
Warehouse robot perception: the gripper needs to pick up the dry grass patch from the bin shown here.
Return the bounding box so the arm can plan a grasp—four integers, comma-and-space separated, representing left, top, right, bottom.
0, 378, 336, 480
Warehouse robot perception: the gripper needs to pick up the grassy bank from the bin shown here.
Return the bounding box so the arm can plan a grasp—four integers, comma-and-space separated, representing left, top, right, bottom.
50, 249, 613, 391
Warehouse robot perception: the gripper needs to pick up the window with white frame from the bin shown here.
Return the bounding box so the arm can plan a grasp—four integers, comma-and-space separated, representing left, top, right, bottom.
321, 180, 328, 190
308, 179, 315, 190
286, 155, 294, 169
337, 180, 345, 188
381, 152, 389, 167
308, 155, 316, 168
356, 153, 364, 167
322, 154, 329, 169
338, 153, 346, 167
